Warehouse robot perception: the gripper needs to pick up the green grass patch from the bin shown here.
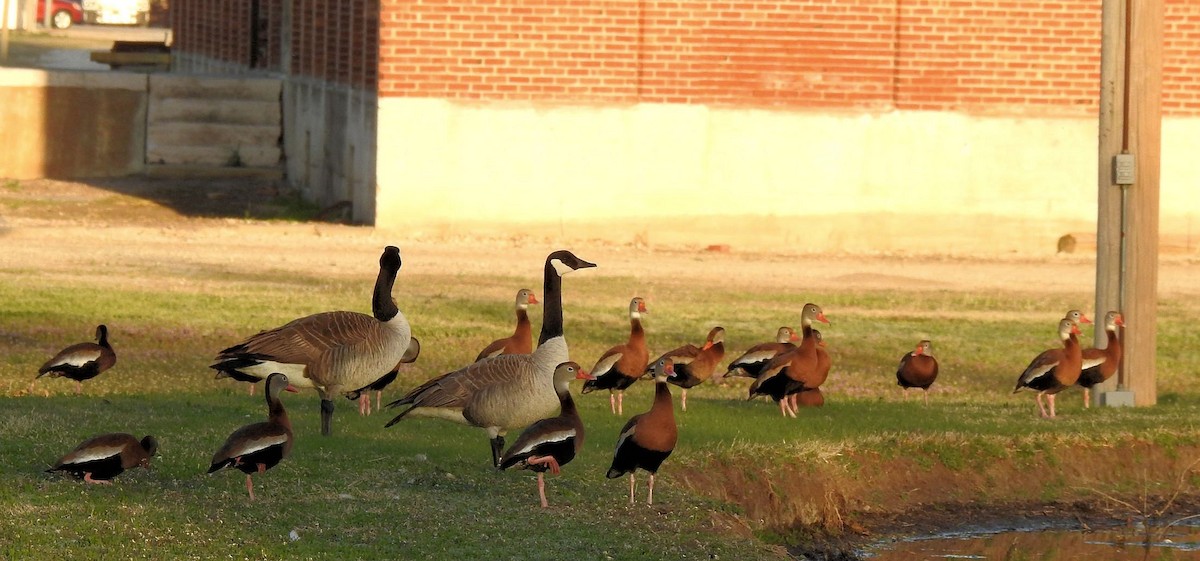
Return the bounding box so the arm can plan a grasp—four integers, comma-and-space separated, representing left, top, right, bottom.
3, 253, 1200, 558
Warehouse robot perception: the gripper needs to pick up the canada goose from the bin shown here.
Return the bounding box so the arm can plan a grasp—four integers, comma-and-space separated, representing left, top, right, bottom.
1076, 311, 1125, 408
211, 246, 413, 436
385, 249, 596, 467
476, 289, 538, 361
606, 357, 678, 505
208, 373, 298, 500
345, 337, 421, 415
1013, 317, 1084, 418
499, 361, 593, 508
582, 297, 650, 415
37, 324, 116, 394
896, 340, 939, 405
655, 326, 725, 411
46, 433, 157, 484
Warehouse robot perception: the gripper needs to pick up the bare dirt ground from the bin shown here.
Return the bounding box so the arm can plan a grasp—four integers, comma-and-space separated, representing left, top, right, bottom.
4, 176, 1200, 300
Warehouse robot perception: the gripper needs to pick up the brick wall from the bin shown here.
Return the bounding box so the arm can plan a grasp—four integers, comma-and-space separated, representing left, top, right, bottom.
377, 0, 1200, 117
171, 0, 377, 88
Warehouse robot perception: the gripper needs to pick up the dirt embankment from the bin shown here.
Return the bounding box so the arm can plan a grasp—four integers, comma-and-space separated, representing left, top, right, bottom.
679, 439, 1200, 557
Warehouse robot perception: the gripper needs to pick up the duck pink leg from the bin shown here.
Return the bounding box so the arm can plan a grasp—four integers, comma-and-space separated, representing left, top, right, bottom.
83, 472, 111, 485
245, 475, 255, 500
681, 389, 688, 412
536, 472, 548, 508
609, 393, 617, 414
1047, 393, 1058, 418
923, 390, 930, 406
1083, 388, 1091, 409
779, 399, 789, 417
628, 473, 637, 505
617, 391, 624, 416
647, 473, 657, 505
376, 390, 383, 414
358, 394, 371, 415
248, 383, 256, 396
75, 381, 82, 395
1035, 392, 1050, 418
526, 455, 561, 475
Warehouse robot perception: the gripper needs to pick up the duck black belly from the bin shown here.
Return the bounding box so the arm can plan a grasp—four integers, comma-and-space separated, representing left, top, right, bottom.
501, 438, 578, 472
56, 455, 126, 480
607, 441, 672, 477
585, 369, 638, 392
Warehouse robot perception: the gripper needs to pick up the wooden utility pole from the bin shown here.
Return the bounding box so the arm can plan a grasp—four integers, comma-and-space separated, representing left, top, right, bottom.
1095, 0, 1163, 406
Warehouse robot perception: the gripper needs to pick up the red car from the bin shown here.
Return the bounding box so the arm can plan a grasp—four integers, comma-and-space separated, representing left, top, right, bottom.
36, 0, 84, 29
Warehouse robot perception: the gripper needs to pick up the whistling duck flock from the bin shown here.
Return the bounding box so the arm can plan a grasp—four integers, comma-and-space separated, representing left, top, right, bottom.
32, 246, 1125, 507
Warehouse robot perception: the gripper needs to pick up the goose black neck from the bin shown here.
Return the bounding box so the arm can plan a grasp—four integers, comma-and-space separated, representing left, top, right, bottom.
372, 264, 400, 322
97, 326, 110, 348
539, 259, 565, 345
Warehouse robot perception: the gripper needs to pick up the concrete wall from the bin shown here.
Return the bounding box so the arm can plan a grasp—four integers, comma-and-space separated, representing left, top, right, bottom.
0, 69, 147, 179
283, 78, 377, 221
375, 99, 1200, 254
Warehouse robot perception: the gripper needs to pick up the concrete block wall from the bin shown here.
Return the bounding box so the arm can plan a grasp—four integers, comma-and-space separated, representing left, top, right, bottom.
0, 69, 147, 179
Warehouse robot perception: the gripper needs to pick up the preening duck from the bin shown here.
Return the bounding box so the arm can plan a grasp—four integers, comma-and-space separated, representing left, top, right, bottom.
476, 289, 539, 361
607, 357, 678, 505
499, 361, 593, 508
37, 324, 116, 394
582, 297, 650, 415
384, 250, 596, 467
46, 433, 157, 484
211, 245, 413, 436
655, 326, 725, 411
208, 373, 298, 500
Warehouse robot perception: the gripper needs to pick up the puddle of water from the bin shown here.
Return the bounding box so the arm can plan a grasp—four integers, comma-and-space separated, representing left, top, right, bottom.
863, 523, 1200, 560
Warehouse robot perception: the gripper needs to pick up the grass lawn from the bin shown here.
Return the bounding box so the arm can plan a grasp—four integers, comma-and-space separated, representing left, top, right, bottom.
3, 193, 1200, 558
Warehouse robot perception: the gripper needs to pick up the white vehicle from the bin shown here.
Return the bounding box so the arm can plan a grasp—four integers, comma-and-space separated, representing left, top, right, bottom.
81, 0, 150, 26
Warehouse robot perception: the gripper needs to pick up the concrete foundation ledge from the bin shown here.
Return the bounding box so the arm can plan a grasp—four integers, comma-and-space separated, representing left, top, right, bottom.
0, 67, 148, 90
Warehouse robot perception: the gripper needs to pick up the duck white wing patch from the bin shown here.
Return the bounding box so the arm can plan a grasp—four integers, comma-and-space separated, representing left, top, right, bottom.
1081, 357, 1106, 370
1018, 362, 1058, 386
51, 350, 103, 368
229, 434, 288, 457
731, 350, 775, 366
63, 445, 123, 464
613, 424, 637, 451
511, 428, 576, 456
592, 353, 623, 377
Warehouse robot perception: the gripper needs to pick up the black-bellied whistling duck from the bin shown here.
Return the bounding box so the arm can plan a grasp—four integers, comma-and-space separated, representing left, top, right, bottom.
724, 326, 798, 378
607, 357, 678, 505
750, 304, 830, 417
1076, 311, 1125, 408
499, 361, 593, 508
582, 297, 650, 415
476, 289, 539, 361
385, 250, 596, 468
793, 387, 824, 407
46, 433, 157, 484
655, 326, 725, 411
1013, 318, 1083, 418
896, 339, 939, 405
37, 324, 116, 395
345, 337, 421, 415
787, 328, 830, 410
212, 246, 414, 437
208, 373, 299, 500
